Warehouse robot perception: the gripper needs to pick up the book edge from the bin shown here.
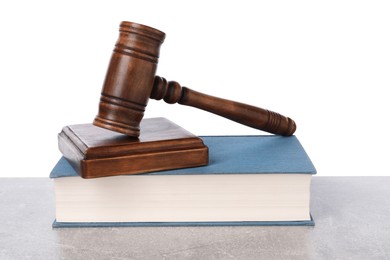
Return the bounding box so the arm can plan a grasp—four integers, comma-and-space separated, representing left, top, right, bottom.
52, 216, 315, 228
50, 157, 315, 178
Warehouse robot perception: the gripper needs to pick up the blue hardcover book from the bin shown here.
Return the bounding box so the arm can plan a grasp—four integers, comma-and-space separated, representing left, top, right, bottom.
51, 135, 316, 227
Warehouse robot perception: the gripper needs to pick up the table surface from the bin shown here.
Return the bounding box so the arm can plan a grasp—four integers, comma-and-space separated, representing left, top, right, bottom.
1, 177, 389, 259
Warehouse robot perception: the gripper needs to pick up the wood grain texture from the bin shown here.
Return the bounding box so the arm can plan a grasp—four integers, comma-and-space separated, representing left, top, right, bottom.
93, 21, 166, 137
59, 118, 208, 178
94, 21, 296, 137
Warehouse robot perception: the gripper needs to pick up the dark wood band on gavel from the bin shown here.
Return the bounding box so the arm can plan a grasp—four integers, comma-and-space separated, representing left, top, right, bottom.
151, 76, 296, 136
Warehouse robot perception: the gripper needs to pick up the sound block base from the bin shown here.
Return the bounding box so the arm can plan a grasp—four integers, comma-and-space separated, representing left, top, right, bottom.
58, 117, 208, 178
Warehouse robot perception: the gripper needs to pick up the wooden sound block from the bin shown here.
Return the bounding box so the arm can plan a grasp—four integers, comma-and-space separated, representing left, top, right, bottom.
58, 117, 208, 178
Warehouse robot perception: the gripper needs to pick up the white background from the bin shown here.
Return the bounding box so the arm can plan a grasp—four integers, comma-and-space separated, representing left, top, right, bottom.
0, 0, 389, 177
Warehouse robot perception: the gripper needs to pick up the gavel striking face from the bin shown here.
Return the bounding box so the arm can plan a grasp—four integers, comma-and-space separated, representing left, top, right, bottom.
93, 21, 296, 137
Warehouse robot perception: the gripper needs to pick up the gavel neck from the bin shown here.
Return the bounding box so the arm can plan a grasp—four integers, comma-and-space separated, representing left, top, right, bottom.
150, 76, 182, 103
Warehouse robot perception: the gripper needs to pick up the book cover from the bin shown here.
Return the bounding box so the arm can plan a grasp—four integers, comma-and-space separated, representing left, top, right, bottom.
51, 135, 316, 227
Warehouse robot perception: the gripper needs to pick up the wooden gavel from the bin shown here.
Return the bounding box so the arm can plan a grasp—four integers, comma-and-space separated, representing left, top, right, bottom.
93, 21, 296, 137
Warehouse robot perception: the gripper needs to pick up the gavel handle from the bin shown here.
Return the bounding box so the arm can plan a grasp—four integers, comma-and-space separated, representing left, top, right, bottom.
151, 76, 296, 136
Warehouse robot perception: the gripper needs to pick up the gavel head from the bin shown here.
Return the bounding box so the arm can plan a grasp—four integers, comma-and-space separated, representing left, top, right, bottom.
93, 21, 165, 137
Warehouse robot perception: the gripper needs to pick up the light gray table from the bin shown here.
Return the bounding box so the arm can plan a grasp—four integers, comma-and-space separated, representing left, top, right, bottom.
1, 177, 389, 259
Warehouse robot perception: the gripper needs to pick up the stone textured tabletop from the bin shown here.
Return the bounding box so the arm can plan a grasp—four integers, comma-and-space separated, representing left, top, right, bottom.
1, 177, 390, 259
